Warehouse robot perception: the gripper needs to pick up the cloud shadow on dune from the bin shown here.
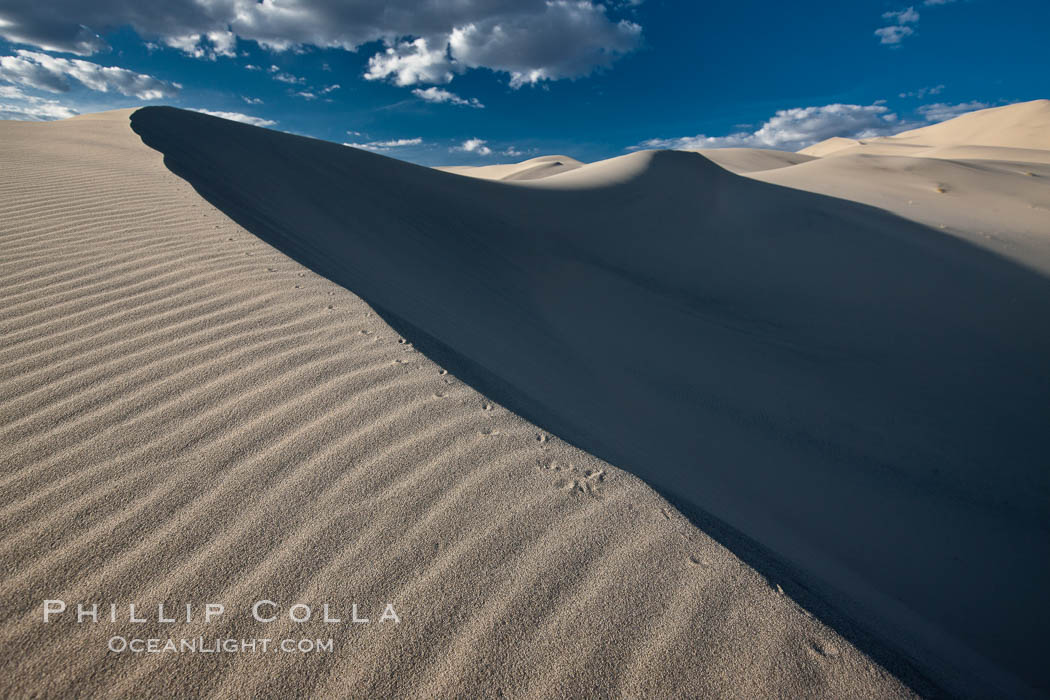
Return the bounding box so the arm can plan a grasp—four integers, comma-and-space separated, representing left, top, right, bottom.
131, 106, 1050, 699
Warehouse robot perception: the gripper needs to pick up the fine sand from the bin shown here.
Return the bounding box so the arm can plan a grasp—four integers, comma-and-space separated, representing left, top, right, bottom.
2, 100, 1049, 698
0, 112, 914, 697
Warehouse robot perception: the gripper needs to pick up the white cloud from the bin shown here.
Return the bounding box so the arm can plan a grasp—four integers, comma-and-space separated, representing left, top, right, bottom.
876, 5, 920, 45
191, 109, 277, 127
630, 104, 901, 153
0, 84, 78, 120
0, 50, 179, 99
923, 0, 957, 5
163, 31, 236, 60
875, 25, 914, 45
344, 137, 423, 151
899, 84, 944, 99
454, 138, 492, 156
411, 86, 484, 108
0, 1, 642, 88
364, 37, 454, 86
882, 7, 920, 23
242, 96, 263, 104
448, 2, 641, 88
320, 84, 340, 94
295, 90, 316, 100
269, 65, 305, 84
916, 101, 989, 123
501, 146, 525, 157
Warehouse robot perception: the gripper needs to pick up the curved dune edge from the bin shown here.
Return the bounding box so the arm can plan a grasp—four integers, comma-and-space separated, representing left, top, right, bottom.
0, 112, 916, 697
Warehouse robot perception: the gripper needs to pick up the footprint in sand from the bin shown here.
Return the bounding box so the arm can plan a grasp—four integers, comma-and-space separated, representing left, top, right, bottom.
540, 462, 604, 497
807, 641, 840, 659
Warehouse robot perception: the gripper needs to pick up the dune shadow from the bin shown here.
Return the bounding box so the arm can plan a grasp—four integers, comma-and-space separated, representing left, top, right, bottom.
132, 106, 1050, 698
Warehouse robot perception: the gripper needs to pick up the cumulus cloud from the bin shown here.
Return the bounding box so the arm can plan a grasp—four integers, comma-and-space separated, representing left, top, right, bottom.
344, 137, 424, 152
0, 50, 179, 99
242, 96, 263, 104
268, 65, 305, 84
411, 86, 484, 108
448, 2, 641, 87
917, 101, 989, 123
0, 84, 78, 120
191, 109, 277, 127
454, 138, 492, 156
0, 1, 642, 88
875, 5, 920, 45
365, 37, 454, 86
875, 25, 914, 44
876, 0, 959, 46
164, 30, 236, 59
631, 104, 901, 153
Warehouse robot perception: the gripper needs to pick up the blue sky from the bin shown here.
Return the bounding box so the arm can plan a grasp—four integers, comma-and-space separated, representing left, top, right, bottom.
0, 1, 1046, 165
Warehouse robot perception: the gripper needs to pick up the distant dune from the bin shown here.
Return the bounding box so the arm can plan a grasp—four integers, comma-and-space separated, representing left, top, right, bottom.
2, 99, 1048, 698
801, 99, 1050, 162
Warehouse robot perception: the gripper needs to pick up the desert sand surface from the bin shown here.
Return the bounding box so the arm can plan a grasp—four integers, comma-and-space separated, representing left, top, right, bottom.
2, 100, 1048, 698
0, 112, 918, 698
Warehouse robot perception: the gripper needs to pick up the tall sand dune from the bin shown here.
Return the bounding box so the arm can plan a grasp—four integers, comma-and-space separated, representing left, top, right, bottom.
0, 112, 918, 697
122, 106, 1050, 697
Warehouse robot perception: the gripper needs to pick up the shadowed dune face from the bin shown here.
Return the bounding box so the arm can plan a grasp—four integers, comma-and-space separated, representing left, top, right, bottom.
131, 107, 1050, 697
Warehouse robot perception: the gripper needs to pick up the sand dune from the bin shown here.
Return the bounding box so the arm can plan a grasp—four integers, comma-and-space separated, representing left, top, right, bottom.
3, 101, 1048, 698
802, 99, 1050, 161
440, 148, 813, 181
437, 155, 584, 181
690, 148, 816, 173
0, 112, 916, 697
125, 105, 1050, 698
751, 153, 1050, 273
